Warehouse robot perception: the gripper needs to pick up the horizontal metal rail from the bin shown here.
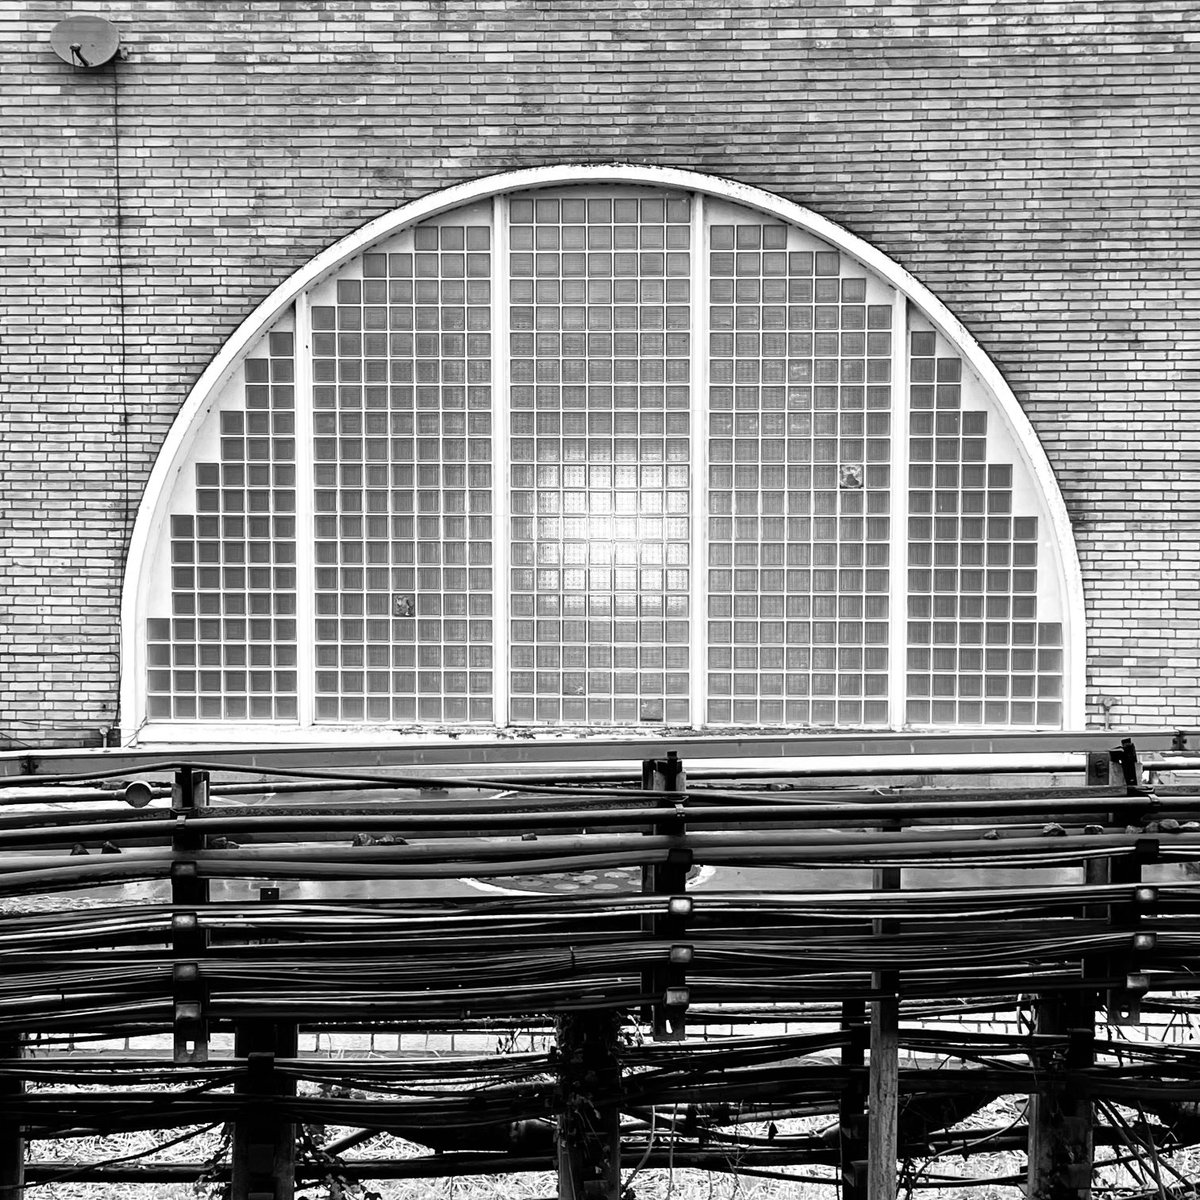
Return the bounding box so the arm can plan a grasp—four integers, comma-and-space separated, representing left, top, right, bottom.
2, 726, 1191, 778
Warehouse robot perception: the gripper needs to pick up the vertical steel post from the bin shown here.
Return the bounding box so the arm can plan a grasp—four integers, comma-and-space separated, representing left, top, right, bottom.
0, 1036, 22, 1200
172, 767, 210, 1063
555, 1011, 622, 1200
641, 752, 690, 1041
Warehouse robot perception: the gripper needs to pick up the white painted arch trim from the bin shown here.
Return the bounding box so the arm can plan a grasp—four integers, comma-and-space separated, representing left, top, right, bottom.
121, 163, 1087, 741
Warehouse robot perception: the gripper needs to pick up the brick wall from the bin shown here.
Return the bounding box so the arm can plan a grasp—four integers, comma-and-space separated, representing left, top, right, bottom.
2, 0, 1196, 746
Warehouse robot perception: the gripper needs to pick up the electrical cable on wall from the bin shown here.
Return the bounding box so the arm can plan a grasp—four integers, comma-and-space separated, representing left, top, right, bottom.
109, 51, 133, 749
49, 16, 128, 746
109, 56, 132, 554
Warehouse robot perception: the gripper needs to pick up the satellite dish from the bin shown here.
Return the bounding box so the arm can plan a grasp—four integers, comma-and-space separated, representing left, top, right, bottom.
50, 15, 121, 70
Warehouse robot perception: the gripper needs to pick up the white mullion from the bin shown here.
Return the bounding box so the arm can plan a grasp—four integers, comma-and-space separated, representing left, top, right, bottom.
491, 194, 511, 727
886, 293, 911, 729
293, 289, 317, 730
688, 191, 709, 728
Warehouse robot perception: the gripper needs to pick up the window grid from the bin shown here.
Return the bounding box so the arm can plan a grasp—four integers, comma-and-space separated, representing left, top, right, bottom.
144, 186, 1073, 732
905, 331, 1064, 726
705, 225, 893, 726
146, 330, 299, 721
309, 224, 494, 724
507, 192, 693, 725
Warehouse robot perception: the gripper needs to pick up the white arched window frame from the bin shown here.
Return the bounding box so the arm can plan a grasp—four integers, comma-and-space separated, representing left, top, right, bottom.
121, 165, 1085, 743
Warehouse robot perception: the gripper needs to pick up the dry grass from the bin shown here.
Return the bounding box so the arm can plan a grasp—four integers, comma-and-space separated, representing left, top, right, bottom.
20, 1117, 982, 1200
23, 1094, 1200, 1199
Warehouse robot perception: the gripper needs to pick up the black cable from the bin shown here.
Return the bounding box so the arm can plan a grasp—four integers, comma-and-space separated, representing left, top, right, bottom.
108, 55, 131, 552
21, 1122, 220, 1190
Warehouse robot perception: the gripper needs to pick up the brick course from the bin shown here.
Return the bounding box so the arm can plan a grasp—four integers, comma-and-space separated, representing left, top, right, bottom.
2, 0, 1197, 745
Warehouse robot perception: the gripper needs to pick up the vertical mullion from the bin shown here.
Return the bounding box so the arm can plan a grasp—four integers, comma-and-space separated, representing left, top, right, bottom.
293, 290, 316, 730
688, 192, 709, 729
886, 293, 910, 729
491, 194, 511, 727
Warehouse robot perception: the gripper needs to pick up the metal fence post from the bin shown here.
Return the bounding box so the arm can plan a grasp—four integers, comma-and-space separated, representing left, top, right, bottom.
172, 766, 210, 1064
641, 752, 691, 1041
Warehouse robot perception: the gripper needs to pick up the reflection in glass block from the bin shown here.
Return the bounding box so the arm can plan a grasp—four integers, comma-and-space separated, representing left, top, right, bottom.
508, 189, 692, 724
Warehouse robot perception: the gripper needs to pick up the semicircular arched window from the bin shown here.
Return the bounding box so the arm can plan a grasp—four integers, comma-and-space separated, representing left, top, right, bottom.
123, 167, 1084, 739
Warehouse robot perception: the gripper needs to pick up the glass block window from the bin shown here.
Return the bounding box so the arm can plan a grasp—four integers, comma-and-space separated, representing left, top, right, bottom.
905, 325, 1064, 727
705, 215, 894, 727
507, 190, 692, 725
145, 325, 299, 722
135, 174, 1079, 734
309, 213, 494, 725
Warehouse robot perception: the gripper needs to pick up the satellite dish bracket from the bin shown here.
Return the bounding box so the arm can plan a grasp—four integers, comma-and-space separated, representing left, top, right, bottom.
50, 15, 122, 70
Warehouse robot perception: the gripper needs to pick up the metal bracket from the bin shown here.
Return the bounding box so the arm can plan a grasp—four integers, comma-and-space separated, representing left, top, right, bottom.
1106, 885, 1158, 1026
172, 959, 207, 1064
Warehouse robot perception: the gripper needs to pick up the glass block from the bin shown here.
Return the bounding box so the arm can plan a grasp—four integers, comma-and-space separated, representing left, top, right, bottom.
506, 189, 691, 724
147, 189, 1079, 738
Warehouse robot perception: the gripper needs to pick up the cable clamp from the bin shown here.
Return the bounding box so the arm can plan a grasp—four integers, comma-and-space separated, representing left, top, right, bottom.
1134, 838, 1160, 864
172, 960, 207, 1064
665, 846, 693, 871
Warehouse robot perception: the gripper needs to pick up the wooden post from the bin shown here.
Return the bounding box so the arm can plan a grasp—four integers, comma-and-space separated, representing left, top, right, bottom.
839, 999, 868, 1200
867, 850, 901, 1200
0, 1036, 22, 1200
555, 1011, 621, 1200
1025, 747, 1123, 1199
230, 1021, 298, 1200
1027, 992, 1094, 1200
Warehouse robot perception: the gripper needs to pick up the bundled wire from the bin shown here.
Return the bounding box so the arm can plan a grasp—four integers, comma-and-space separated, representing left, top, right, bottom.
1, 752, 1199, 1190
